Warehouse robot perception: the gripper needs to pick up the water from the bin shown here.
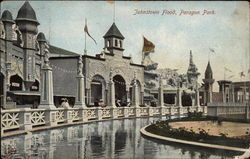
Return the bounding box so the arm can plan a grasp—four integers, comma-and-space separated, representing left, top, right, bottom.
1, 117, 244, 159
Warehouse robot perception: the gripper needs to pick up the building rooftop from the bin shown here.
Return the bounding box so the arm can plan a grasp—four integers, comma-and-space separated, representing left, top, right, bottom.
16, 1, 39, 24
103, 23, 124, 39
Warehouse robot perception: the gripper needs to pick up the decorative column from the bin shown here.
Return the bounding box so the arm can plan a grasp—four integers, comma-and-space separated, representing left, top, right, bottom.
74, 56, 86, 108
109, 69, 116, 107
39, 44, 56, 109
195, 86, 200, 106
38, 44, 57, 126
132, 72, 139, 107
86, 89, 91, 106
158, 75, 164, 107
176, 87, 182, 107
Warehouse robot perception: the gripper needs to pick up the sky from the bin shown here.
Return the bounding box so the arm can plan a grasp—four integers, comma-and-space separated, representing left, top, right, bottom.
1, 1, 250, 90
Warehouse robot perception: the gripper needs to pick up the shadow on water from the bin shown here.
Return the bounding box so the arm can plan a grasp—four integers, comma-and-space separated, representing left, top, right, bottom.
1, 117, 242, 159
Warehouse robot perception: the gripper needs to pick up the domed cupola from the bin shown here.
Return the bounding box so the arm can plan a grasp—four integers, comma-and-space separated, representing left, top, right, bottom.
1, 10, 15, 24
15, 1, 39, 35
1, 10, 15, 40
16, 1, 39, 24
37, 32, 46, 42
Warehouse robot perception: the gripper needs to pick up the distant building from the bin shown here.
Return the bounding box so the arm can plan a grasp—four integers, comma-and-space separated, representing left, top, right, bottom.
200, 61, 250, 105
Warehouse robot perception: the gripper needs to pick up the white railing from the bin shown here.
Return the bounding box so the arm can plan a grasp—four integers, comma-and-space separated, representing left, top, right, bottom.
31, 109, 45, 126
86, 108, 97, 120
101, 108, 111, 119
56, 109, 65, 123
1, 110, 20, 131
71, 109, 80, 121
116, 108, 124, 117
140, 107, 149, 116
1, 106, 207, 135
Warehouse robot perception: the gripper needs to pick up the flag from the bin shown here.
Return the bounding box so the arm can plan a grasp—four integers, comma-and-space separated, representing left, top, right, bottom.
209, 48, 215, 53
142, 36, 155, 52
84, 20, 97, 45
224, 67, 232, 72
240, 72, 245, 77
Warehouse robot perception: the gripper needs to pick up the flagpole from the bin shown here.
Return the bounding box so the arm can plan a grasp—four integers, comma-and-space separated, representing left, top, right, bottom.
84, 18, 87, 55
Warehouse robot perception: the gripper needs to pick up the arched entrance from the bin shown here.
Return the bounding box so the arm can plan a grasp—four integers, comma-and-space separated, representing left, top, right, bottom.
10, 74, 23, 91
113, 75, 126, 106
182, 94, 192, 106
0, 73, 4, 107
91, 75, 106, 106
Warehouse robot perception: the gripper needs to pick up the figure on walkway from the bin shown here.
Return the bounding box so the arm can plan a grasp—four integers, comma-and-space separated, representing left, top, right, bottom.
61, 98, 71, 108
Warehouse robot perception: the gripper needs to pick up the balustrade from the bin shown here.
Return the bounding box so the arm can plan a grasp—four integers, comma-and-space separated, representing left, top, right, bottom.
1, 106, 207, 135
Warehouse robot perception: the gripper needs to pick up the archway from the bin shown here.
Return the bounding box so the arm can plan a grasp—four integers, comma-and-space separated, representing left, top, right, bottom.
0, 73, 4, 107
113, 75, 126, 106
91, 75, 106, 106
182, 94, 192, 106
10, 74, 23, 91
164, 94, 175, 104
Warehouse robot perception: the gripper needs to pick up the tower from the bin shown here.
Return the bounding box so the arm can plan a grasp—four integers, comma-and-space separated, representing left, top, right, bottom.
187, 50, 200, 89
15, 1, 40, 90
103, 23, 124, 56
203, 61, 214, 105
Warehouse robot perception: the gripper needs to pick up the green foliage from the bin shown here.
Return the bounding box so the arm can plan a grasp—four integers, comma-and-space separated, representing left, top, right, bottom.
145, 118, 250, 149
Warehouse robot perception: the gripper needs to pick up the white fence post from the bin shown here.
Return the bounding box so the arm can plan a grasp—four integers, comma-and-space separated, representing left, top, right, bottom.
19, 108, 32, 131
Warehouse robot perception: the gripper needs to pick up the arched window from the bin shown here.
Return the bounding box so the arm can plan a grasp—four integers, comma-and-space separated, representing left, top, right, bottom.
30, 80, 39, 91
10, 74, 23, 91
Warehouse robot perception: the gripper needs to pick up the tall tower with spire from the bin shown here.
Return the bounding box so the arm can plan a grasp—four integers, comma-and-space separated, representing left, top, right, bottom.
203, 61, 214, 105
103, 23, 124, 56
15, 1, 40, 90
187, 50, 200, 90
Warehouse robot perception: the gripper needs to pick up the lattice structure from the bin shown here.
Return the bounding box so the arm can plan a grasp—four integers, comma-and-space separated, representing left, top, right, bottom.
1, 112, 20, 130
56, 110, 65, 123
72, 110, 80, 121
31, 111, 45, 126
86, 109, 97, 120
101, 109, 111, 118
117, 108, 124, 117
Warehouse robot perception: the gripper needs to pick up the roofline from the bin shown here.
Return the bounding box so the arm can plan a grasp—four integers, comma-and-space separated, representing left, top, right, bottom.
130, 63, 145, 68
83, 55, 106, 61
49, 56, 79, 59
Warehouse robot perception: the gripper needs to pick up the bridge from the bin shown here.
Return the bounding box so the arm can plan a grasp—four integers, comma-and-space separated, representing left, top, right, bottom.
1, 106, 207, 136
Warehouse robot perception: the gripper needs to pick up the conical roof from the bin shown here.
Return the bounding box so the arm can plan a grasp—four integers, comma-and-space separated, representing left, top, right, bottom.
205, 61, 213, 79
16, 1, 39, 24
103, 23, 124, 39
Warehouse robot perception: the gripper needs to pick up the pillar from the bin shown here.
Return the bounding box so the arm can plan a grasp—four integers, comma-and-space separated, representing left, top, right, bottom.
176, 88, 182, 107
86, 89, 91, 106
158, 86, 164, 107
38, 65, 56, 109
75, 56, 86, 108
19, 108, 32, 131
132, 80, 139, 107
195, 88, 200, 106
109, 70, 116, 107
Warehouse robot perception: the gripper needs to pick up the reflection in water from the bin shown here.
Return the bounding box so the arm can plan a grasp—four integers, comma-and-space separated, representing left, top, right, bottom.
1, 117, 243, 159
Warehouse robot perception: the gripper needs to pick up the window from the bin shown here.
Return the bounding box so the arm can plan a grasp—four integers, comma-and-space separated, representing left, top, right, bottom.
120, 41, 122, 48
115, 39, 118, 47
